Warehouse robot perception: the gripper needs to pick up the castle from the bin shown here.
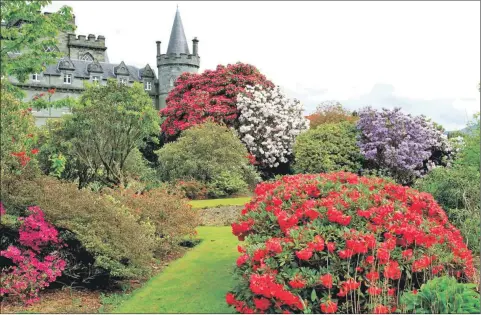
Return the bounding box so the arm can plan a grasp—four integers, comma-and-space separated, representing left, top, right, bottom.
7, 8, 200, 125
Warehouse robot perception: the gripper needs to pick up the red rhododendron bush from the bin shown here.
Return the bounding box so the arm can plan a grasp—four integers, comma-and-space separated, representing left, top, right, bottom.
226, 172, 474, 314
160, 63, 274, 138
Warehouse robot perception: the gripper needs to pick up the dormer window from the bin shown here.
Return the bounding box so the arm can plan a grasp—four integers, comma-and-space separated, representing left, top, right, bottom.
92, 76, 100, 83
64, 74, 72, 84
32, 73, 40, 82
81, 53, 94, 62
119, 78, 127, 85
145, 81, 152, 91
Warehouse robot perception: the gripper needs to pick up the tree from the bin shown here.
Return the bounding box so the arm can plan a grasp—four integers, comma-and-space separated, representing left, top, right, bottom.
357, 107, 451, 184
50, 80, 159, 188
236, 85, 309, 168
160, 63, 274, 139
0, 1, 74, 83
293, 121, 363, 174
306, 101, 358, 129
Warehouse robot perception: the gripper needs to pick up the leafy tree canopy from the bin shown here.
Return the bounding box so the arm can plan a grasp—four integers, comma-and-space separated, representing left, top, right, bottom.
1, 0, 75, 83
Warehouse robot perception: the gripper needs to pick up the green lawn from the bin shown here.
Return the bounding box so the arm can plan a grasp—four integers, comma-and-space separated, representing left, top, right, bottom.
189, 196, 251, 209
114, 226, 239, 313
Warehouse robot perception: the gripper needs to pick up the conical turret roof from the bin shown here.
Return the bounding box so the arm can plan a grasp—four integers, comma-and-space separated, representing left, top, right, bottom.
166, 8, 190, 55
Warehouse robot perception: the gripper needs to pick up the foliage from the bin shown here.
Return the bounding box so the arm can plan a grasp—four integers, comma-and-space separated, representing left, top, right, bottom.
456, 113, 480, 170
107, 187, 199, 255
399, 276, 480, 314
226, 172, 474, 314
47, 80, 159, 188
414, 114, 480, 254
156, 121, 260, 197
306, 101, 358, 129
293, 121, 363, 174
160, 63, 274, 139
123, 148, 157, 183
0, 80, 39, 175
357, 107, 451, 185
114, 227, 238, 314
0, 174, 157, 280
208, 171, 249, 199
0, 204, 66, 305
236, 85, 309, 168
0, 0, 75, 83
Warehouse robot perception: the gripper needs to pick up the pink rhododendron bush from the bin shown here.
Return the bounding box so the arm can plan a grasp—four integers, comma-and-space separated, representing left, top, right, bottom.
0, 203, 66, 305
226, 172, 474, 314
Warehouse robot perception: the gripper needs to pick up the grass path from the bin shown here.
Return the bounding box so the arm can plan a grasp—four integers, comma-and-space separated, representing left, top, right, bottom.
114, 226, 239, 313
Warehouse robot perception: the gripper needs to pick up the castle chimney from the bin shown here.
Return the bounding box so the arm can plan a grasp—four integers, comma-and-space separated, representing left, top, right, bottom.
156, 41, 161, 57
192, 37, 199, 56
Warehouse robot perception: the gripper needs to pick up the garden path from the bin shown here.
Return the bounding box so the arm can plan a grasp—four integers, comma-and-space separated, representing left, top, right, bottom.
114, 226, 238, 313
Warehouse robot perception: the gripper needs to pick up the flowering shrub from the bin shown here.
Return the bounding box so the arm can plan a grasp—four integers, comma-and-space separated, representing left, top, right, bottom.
160, 63, 274, 138
0, 80, 39, 174
226, 172, 474, 314
0, 204, 66, 305
357, 107, 451, 184
236, 85, 309, 168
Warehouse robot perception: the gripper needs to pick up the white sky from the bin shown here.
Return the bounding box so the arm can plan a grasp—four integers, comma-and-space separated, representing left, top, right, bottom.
45, 1, 480, 131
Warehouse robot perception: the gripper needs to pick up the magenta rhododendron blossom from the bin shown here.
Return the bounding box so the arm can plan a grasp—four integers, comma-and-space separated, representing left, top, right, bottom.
0, 204, 66, 305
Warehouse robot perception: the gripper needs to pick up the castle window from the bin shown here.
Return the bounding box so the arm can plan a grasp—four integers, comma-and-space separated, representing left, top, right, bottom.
145, 81, 152, 91
32, 73, 39, 82
169, 77, 175, 87
64, 74, 72, 84
81, 53, 94, 62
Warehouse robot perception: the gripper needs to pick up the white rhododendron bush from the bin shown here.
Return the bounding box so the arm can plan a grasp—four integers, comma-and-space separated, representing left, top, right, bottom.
237, 85, 309, 168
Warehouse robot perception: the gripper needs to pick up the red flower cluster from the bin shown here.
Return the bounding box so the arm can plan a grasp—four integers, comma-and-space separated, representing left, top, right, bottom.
0, 205, 66, 305
160, 63, 274, 138
226, 172, 474, 313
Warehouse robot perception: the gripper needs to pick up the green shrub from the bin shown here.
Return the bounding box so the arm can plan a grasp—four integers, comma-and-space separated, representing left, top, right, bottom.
156, 121, 259, 197
207, 171, 249, 199
1, 174, 156, 280
293, 121, 363, 174
123, 148, 157, 183
399, 276, 480, 314
107, 186, 199, 256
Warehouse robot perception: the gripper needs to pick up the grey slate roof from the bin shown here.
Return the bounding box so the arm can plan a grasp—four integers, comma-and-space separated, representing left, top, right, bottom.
44, 59, 156, 81
166, 8, 190, 55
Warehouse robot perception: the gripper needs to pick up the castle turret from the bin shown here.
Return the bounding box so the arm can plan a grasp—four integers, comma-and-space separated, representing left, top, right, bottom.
156, 7, 200, 109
